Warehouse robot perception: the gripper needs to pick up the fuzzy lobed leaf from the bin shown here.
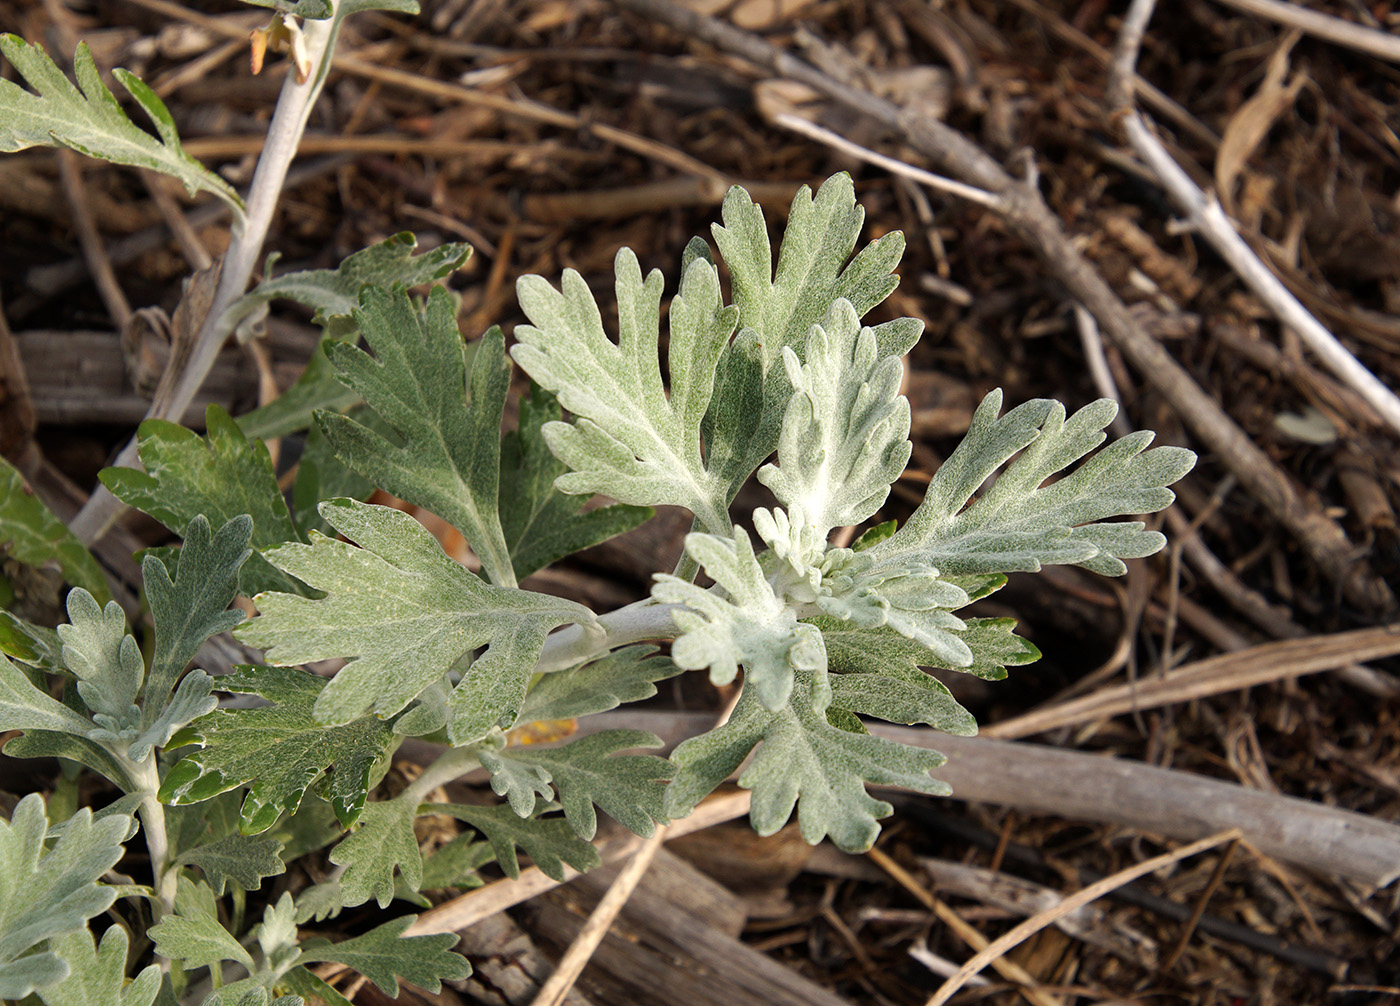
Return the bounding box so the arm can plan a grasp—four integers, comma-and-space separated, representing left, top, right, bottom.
518, 645, 682, 722
664, 665, 948, 853
141, 515, 250, 720
432, 802, 601, 881
317, 288, 517, 584
0, 455, 110, 604
100, 406, 308, 597
238, 499, 595, 744
0, 794, 131, 999
498, 385, 652, 580
300, 916, 471, 996
757, 300, 913, 537
161, 663, 399, 834
653, 526, 825, 711
871, 392, 1196, 576
148, 912, 254, 972
329, 797, 421, 909
702, 174, 915, 497
480, 729, 671, 840
173, 833, 286, 896
57, 590, 143, 730
512, 248, 738, 532
35, 928, 161, 1006
225, 231, 469, 334
0, 37, 242, 212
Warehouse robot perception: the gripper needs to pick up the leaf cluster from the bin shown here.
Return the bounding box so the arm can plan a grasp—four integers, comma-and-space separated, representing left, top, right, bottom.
0, 132, 1195, 1001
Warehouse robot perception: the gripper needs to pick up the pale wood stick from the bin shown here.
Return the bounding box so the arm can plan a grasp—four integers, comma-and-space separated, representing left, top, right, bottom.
528, 827, 668, 1006
1107, 0, 1400, 436
1212, 0, 1400, 63
983, 624, 1400, 740
565, 711, 1400, 889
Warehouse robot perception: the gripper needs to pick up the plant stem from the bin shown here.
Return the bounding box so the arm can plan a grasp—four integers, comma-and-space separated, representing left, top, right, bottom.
404, 745, 485, 804
534, 599, 680, 674
127, 755, 178, 916
69, 12, 342, 544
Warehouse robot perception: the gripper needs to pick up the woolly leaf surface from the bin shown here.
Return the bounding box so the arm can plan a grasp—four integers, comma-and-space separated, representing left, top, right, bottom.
0, 455, 109, 604
316, 288, 516, 585
664, 668, 947, 853
239, 499, 593, 744
300, 916, 471, 996
480, 729, 671, 840
35, 928, 160, 1006
101, 407, 306, 597
871, 392, 1195, 576
513, 248, 738, 532
161, 664, 398, 834
0, 794, 130, 999
432, 802, 600, 881
0, 37, 242, 213
498, 385, 651, 580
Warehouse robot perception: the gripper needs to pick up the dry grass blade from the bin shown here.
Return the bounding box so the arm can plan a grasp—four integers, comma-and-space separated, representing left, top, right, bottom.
923, 829, 1243, 1006
866, 847, 1063, 1006
983, 624, 1400, 740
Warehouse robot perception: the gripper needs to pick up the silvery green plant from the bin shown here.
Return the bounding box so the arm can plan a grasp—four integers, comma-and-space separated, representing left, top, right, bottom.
0, 5, 1194, 1000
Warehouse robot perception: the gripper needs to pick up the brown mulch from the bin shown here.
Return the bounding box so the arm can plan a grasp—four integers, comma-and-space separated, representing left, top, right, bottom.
2, 0, 1399, 1003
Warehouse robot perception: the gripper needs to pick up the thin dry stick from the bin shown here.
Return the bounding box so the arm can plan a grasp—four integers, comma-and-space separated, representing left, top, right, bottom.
983, 623, 1400, 739
57, 150, 132, 331
526, 686, 747, 1006
924, 829, 1243, 1006
771, 113, 1005, 210
1160, 836, 1239, 970
528, 825, 669, 1006
403, 789, 751, 936
866, 847, 1062, 1006
1072, 304, 1131, 439
1108, 0, 1400, 436
142, 173, 214, 272
1211, 0, 1400, 63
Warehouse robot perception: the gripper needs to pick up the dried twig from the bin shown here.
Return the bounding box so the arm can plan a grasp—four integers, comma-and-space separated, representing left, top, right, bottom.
1108, 0, 1400, 438
57, 150, 132, 331
528, 827, 668, 1006
581, 711, 1400, 889
1211, 0, 1400, 63
769, 113, 1005, 210
924, 829, 1243, 1005
866, 847, 1062, 1006
983, 624, 1400, 740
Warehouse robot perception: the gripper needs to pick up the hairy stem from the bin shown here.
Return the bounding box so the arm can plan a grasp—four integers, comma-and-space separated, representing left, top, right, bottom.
69, 12, 342, 544
405, 745, 485, 803
127, 755, 178, 916
534, 599, 681, 674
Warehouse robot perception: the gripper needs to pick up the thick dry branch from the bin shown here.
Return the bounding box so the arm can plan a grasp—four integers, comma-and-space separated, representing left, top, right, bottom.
579, 711, 1400, 891
606, 0, 1392, 612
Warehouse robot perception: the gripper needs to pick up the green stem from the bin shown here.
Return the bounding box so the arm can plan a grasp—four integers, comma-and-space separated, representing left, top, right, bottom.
534, 599, 680, 674
404, 746, 484, 804
127, 755, 178, 917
